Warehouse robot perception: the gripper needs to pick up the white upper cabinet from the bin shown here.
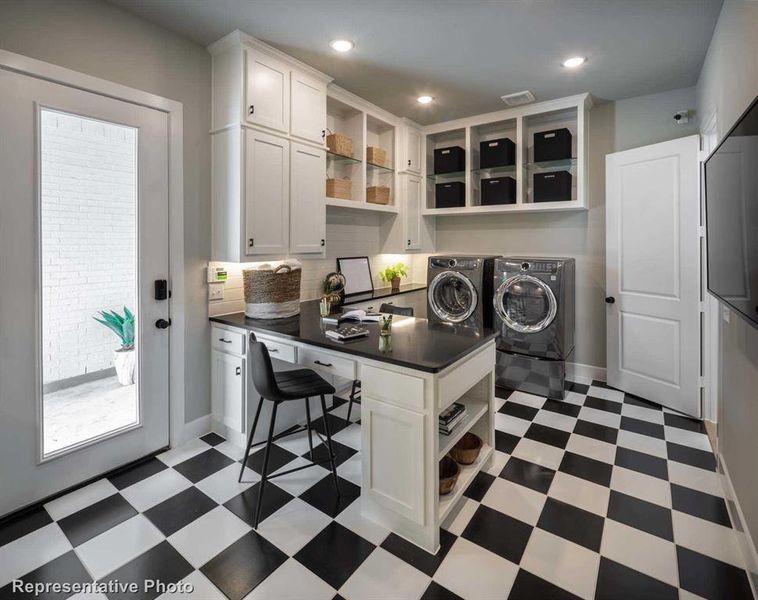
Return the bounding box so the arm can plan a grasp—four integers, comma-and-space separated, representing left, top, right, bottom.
403, 174, 423, 250
290, 142, 326, 253
290, 71, 327, 145
401, 121, 423, 174
244, 49, 290, 133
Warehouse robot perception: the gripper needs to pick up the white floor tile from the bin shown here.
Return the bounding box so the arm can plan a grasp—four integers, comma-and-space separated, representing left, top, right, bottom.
587, 386, 624, 403
330, 400, 360, 423
511, 437, 565, 470
482, 477, 546, 526
434, 537, 518, 600
520, 528, 600, 599
667, 461, 725, 498
244, 558, 335, 600
272, 428, 318, 457
337, 452, 362, 487
664, 427, 713, 452
578, 406, 621, 429
194, 463, 259, 505
269, 457, 329, 497
548, 471, 610, 516
484, 449, 509, 476
44, 479, 118, 521
334, 499, 390, 546
214, 440, 246, 461
494, 412, 531, 438
156, 438, 210, 467
341, 547, 430, 600
0, 523, 71, 587
532, 409, 577, 433
617, 429, 668, 459
120, 468, 193, 512
333, 423, 362, 451
168, 506, 250, 568
508, 391, 546, 409
77, 515, 163, 580
157, 570, 226, 600
440, 497, 478, 536
566, 434, 617, 465
256, 498, 331, 556
621, 403, 665, 424
672, 510, 745, 568
494, 396, 508, 411
610, 466, 672, 508
563, 391, 587, 406
600, 519, 679, 587
69, 592, 109, 600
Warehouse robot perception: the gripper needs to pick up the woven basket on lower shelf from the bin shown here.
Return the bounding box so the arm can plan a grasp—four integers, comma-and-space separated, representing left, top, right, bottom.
326, 133, 353, 158
326, 178, 352, 200
243, 263, 301, 319
367, 186, 391, 205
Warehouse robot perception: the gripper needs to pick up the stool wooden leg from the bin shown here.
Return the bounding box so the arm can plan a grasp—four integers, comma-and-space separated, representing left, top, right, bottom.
320, 394, 340, 496
254, 402, 278, 529
239, 396, 264, 483
304, 397, 315, 461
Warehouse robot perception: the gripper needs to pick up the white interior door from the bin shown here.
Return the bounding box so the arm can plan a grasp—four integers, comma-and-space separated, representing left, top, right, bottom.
606, 135, 700, 415
0, 68, 170, 516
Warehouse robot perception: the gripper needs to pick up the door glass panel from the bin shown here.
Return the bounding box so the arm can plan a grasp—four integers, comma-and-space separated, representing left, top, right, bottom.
40, 109, 139, 457
501, 279, 550, 327
431, 273, 475, 321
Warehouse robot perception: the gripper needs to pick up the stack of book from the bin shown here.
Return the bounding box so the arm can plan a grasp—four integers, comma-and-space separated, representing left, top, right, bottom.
439, 402, 467, 435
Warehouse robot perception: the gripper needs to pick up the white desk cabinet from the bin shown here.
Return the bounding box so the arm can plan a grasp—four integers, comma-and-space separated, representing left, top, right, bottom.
211, 349, 245, 435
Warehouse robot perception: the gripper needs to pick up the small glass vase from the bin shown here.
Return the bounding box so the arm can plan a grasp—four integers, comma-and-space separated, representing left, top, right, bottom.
319, 298, 331, 318
379, 315, 393, 337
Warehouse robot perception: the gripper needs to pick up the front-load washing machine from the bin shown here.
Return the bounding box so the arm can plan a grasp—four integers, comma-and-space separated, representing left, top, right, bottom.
492, 257, 575, 399
427, 255, 500, 328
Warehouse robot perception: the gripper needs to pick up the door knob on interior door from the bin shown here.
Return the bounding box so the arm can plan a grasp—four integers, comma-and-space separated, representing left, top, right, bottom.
605, 297, 615, 304
155, 318, 171, 329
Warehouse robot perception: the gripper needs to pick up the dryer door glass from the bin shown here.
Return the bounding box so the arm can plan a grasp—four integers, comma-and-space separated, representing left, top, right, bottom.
428, 271, 478, 323
494, 274, 557, 333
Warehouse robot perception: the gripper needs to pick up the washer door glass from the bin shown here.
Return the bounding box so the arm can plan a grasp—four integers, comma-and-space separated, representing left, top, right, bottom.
494, 274, 557, 333
428, 271, 478, 323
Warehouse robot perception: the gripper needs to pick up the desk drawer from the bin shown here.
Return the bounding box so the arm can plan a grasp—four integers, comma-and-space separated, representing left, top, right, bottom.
212, 326, 245, 355
299, 346, 356, 380
256, 334, 297, 364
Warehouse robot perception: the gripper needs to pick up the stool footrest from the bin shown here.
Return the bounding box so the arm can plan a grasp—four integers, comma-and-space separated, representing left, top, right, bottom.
266, 456, 336, 480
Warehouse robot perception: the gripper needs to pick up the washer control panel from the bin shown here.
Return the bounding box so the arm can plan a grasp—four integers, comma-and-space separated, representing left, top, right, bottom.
517, 261, 557, 274
430, 257, 480, 270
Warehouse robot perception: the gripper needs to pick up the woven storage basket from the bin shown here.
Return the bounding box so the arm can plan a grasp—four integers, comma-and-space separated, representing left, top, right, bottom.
367, 186, 391, 205
326, 133, 353, 157
366, 146, 387, 167
243, 263, 301, 319
326, 177, 352, 200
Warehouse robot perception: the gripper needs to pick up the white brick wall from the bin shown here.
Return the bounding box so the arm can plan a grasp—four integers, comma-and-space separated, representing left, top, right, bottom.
40, 110, 137, 384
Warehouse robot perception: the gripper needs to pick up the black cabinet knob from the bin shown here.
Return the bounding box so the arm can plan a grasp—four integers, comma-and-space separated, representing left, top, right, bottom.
155, 318, 171, 329
605, 297, 615, 304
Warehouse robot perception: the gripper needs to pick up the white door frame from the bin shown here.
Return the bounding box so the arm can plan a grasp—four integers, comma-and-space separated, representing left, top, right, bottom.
0, 49, 186, 448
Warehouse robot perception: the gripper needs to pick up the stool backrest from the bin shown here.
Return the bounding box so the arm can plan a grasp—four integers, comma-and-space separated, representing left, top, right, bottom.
379, 303, 414, 316
249, 338, 281, 400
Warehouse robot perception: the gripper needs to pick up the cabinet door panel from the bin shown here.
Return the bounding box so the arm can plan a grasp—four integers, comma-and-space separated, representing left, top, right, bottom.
406, 127, 422, 173
404, 174, 422, 250
290, 142, 326, 253
245, 49, 289, 133
290, 71, 326, 145
245, 131, 289, 255
211, 350, 245, 434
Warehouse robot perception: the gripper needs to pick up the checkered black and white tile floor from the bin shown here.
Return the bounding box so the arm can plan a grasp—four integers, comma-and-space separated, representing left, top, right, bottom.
1, 381, 755, 600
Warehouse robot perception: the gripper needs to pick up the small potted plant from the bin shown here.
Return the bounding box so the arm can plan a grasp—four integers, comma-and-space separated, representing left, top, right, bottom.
94, 307, 135, 386
378, 262, 409, 291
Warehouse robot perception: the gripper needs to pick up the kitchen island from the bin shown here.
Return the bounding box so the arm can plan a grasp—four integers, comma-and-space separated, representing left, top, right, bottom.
210, 299, 497, 553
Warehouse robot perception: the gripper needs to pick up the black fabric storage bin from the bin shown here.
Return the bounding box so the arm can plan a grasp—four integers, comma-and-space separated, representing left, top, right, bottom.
480, 138, 515, 168
435, 182, 465, 208
480, 177, 516, 205
534, 128, 572, 162
434, 146, 465, 174
533, 171, 572, 202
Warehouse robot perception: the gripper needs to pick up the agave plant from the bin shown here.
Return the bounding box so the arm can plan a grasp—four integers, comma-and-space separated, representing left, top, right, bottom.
94, 307, 135, 351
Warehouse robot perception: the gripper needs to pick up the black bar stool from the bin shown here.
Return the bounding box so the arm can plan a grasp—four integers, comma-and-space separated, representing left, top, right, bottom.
239, 336, 340, 528
345, 303, 414, 422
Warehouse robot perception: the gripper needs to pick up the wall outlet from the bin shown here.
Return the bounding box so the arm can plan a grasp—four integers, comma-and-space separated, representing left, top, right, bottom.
208, 283, 224, 301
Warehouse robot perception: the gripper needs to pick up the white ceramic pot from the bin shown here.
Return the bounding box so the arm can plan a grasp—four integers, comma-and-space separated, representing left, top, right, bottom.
114, 348, 135, 386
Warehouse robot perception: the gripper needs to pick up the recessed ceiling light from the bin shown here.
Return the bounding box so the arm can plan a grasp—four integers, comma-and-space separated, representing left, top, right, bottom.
417, 95, 433, 104
329, 39, 354, 53
562, 56, 586, 68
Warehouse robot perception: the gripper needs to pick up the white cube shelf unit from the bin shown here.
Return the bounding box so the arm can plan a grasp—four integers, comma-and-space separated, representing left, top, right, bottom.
422, 93, 591, 215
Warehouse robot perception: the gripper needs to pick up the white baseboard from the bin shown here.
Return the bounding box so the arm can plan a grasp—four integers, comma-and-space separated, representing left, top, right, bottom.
182, 414, 212, 444
567, 362, 606, 384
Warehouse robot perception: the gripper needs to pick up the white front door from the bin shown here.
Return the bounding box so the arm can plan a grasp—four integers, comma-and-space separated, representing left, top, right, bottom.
0, 68, 170, 516
605, 135, 700, 415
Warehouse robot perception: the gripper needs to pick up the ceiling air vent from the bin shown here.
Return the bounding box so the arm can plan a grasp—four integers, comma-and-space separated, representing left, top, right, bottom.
500, 90, 535, 107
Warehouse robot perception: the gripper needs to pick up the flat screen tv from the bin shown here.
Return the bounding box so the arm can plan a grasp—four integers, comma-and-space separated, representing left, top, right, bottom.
704, 95, 758, 328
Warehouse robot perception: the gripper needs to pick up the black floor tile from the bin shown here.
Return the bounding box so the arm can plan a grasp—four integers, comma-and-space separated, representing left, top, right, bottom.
299, 474, 359, 518
620, 416, 665, 440
200, 432, 226, 446
524, 423, 570, 449
614, 447, 668, 480
500, 457, 556, 494
495, 386, 514, 400
57, 493, 136, 546
108, 457, 168, 490
595, 556, 677, 600
382, 528, 456, 577
294, 522, 375, 589
495, 430, 521, 454
508, 568, 581, 600
100, 541, 193, 600
144, 487, 216, 536
671, 484, 731, 527
201, 531, 287, 600
462, 471, 496, 502
558, 451, 613, 487
542, 399, 582, 418
664, 412, 706, 434
499, 401, 539, 421
173, 448, 235, 483
421, 581, 463, 600
677, 546, 753, 600
242, 444, 299, 476
537, 497, 604, 552
462, 504, 533, 564
224, 481, 294, 526
666, 442, 717, 471
607, 490, 673, 541
0, 550, 91, 600
313, 413, 351, 437
573, 419, 618, 445
591, 380, 617, 390
0, 505, 52, 547
584, 395, 623, 414
303, 439, 357, 468
624, 393, 662, 411
565, 380, 590, 395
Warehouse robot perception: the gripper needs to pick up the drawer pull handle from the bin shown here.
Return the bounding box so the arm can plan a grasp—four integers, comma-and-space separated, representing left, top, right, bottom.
314, 360, 333, 367
235, 366, 241, 376
268, 348, 279, 353
219, 338, 232, 344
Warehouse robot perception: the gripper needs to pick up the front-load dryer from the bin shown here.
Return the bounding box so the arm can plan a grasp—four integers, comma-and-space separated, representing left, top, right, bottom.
427, 255, 500, 328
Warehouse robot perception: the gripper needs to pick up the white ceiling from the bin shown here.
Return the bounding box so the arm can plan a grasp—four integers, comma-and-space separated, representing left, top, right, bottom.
107, 0, 723, 124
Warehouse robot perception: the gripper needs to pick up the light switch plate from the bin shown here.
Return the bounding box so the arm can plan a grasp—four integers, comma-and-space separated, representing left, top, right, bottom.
208, 283, 224, 301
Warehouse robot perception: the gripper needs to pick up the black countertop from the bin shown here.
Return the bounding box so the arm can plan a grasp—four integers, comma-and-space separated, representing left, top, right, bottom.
341, 283, 427, 305
210, 298, 497, 374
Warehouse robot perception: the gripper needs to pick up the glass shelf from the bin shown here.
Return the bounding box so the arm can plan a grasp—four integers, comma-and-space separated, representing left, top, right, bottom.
526, 158, 577, 171
367, 161, 394, 175
327, 151, 361, 165
426, 170, 466, 181
473, 165, 516, 177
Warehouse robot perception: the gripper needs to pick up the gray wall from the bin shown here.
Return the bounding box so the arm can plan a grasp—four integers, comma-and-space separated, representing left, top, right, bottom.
0, 0, 212, 422
434, 87, 698, 368
697, 0, 758, 565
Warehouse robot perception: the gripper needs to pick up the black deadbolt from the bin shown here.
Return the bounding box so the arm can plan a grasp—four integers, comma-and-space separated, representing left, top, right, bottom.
155, 318, 171, 329
155, 279, 168, 301
605, 297, 615, 304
